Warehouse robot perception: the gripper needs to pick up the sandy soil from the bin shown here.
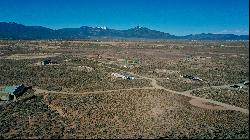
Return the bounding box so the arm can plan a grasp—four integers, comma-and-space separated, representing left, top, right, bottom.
189, 98, 225, 110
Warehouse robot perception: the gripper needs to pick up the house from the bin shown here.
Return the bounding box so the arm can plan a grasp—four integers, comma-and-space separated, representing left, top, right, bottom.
0, 84, 25, 101
243, 81, 249, 86
240, 80, 249, 86
111, 73, 127, 79
230, 84, 243, 89
192, 76, 203, 81
41, 59, 58, 65
111, 73, 135, 80
41, 59, 52, 65
127, 76, 135, 80
121, 72, 135, 80
182, 75, 203, 81
2, 84, 25, 95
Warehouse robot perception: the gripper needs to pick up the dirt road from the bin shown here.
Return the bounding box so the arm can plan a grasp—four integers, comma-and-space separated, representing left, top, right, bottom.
33, 65, 249, 114
127, 71, 249, 114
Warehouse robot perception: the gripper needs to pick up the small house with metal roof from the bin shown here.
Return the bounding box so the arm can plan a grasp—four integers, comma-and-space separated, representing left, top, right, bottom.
0, 84, 25, 101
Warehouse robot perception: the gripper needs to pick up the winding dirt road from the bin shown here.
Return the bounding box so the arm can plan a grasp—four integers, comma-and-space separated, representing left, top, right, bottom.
33, 66, 249, 114
127, 71, 249, 114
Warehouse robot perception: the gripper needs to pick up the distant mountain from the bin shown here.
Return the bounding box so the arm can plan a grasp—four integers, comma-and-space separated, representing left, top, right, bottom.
56, 26, 175, 39
0, 22, 56, 39
183, 33, 249, 40
0, 22, 248, 40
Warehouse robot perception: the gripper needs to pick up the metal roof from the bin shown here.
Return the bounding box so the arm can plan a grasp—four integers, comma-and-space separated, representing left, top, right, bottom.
0, 85, 24, 94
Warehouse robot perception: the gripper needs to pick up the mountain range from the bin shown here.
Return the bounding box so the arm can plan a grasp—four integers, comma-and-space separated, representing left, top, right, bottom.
0, 22, 248, 40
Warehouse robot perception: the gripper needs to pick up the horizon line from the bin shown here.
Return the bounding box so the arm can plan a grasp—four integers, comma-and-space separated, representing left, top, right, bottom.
1, 21, 249, 36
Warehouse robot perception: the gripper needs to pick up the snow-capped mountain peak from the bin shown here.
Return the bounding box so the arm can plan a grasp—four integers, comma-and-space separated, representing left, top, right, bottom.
97, 26, 107, 30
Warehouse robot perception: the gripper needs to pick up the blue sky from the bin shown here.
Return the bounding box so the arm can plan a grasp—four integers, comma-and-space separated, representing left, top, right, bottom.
0, 0, 249, 35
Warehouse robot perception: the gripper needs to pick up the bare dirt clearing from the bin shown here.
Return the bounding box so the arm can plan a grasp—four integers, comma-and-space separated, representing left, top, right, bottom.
189, 98, 225, 110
